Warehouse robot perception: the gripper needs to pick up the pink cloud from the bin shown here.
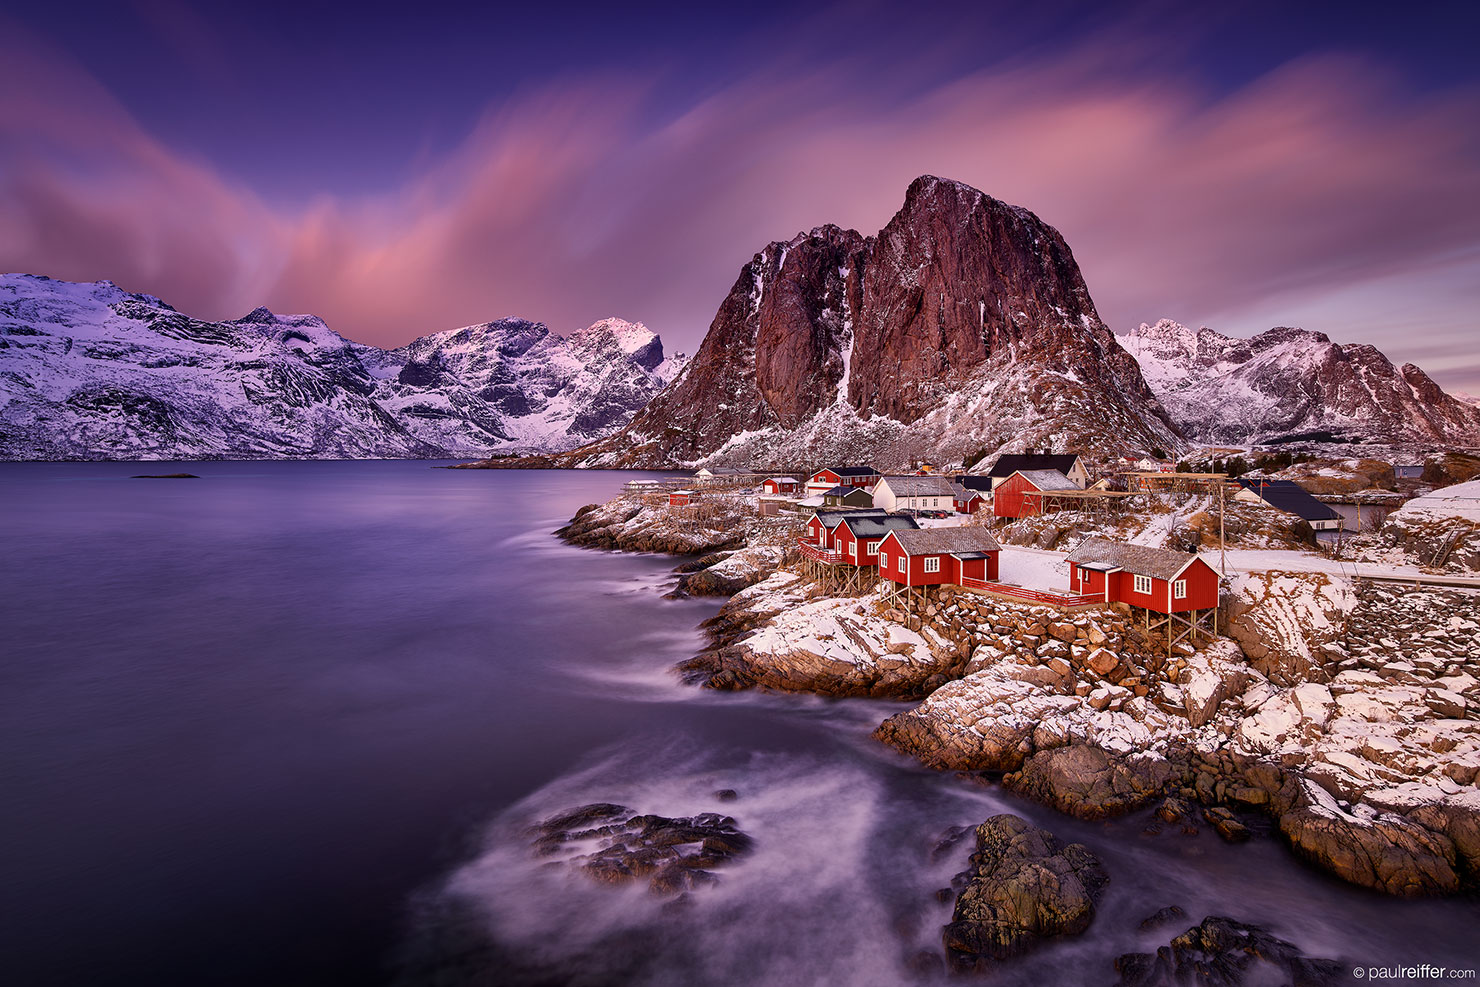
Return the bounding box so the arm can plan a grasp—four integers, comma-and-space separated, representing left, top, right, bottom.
2, 29, 1478, 390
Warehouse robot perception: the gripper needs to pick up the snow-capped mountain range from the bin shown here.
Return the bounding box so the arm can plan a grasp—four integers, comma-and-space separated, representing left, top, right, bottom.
1126, 319, 1480, 449
0, 274, 682, 460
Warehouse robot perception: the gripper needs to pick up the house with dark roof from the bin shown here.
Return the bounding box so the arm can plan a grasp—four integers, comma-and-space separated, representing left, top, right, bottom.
993, 469, 1080, 518
872, 475, 957, 512
982, 454, 1089, 489
878, 527, 1003, 588
822, 484, 874, 509
1065, 537, 1219, 613
833, 513, 920, 567
1233, 478, 1344, 531
952, 483, 987, 514
802, 508, 890, 551
805, 466, 881, 496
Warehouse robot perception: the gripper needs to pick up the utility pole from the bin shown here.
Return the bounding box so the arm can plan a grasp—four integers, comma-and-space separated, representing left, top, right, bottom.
1219, 476, 1227, 575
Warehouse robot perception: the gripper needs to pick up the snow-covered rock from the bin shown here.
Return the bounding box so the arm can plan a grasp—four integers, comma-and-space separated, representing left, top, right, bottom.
1126, 318, 1480, 450
0, 274, 682, 459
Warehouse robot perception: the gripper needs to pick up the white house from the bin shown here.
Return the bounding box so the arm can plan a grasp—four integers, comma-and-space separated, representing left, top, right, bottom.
871, 475, 957, 512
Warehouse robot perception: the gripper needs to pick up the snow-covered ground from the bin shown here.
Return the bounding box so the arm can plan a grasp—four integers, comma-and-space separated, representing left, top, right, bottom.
996, 547, 1073, 593
1396, 479, 1480, 523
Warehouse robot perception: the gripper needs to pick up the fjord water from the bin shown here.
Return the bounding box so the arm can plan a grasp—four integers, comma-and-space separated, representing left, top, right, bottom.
2, 463, 1476, 986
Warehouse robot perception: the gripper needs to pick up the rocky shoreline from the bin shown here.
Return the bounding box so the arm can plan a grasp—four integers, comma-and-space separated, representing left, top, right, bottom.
555, 495, 1480, 972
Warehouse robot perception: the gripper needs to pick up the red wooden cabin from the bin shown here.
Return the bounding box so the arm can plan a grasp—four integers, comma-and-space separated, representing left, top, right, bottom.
878, 528, 1002, 588
803, 508, 888, 550
669, 489, 701, 506
993, 469, 1080, 519
762, 476, 800, 495
953, 486, 987, 515
1065, 537, 1220, 614
806, 465, 880, 496
832, 513, 919, 567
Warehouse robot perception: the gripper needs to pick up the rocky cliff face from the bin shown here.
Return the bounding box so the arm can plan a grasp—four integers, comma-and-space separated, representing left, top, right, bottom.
0, 274, 681, 459
563, 176, 1182, 469
1129, 319, 1480, 449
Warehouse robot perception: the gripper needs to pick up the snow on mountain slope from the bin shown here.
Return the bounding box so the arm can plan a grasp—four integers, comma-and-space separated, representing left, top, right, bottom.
0, 274, 680, 460
1126, 319, 1480, 449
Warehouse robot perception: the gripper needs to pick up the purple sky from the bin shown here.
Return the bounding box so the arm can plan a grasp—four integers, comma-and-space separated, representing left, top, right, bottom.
3, 1, 1479, 392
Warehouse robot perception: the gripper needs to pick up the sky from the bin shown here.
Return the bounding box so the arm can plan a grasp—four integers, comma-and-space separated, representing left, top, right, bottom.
3, 0, 1479, 392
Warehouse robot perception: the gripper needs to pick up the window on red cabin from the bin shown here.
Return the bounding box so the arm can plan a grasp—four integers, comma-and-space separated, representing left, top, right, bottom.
1173, 579, 1187, 599
923, 557, 940, 574
1133, 574, 1152, 595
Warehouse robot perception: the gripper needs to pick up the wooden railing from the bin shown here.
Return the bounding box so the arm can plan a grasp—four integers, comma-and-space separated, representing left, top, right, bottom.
959, 577, 1103, 607
796, 539, 847, 565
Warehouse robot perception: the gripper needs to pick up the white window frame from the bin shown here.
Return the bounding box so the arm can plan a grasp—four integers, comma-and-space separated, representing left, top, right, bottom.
1173, 579, 1187, 600
923, 556, 940, 574
1133, 573, 1152, 595
867, 542, 878, 555
880, 553, 889, 569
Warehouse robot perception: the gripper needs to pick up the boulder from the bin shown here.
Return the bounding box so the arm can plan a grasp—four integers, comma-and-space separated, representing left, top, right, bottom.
1004, 745, 1172, 820
943, 814, 1108, 969
1115, 915, 1343, 987
1279, 782, 1458, 896
531, 803, 754, 896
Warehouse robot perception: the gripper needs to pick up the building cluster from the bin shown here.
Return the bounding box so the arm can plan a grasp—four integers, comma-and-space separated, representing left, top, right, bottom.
624, 452, 1344, 645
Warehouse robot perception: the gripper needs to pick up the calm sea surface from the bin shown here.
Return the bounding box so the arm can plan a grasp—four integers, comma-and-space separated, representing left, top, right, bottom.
2, 462, 1476, 986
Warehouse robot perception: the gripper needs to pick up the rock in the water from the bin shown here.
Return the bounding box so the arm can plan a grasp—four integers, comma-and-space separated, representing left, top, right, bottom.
1279, 783, 1458, 896
530, 803, 754, 896
1137, 905, 1187, 931
942, 814, 1108, 969
1004, 745, 1172, 820
1115, 915, 1343, 987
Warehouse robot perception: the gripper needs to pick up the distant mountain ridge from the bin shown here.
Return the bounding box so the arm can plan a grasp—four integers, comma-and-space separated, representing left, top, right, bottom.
1128, 319, 1480, 449
0, 274, 682, 460
560, 175, 1182, 470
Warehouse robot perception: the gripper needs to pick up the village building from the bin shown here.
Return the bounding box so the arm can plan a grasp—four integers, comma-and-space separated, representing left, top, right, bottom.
694, 467, 745, 486
761, 476, 800, 495
952, 484, 987, 515
833, 513, 921, 567
1233, 478, 1344, 532
871, 475, 957, 513
822, 485, 875, 509
992, 469, 1081, 518
623, 478, 664, 495
805, 466, 881, 497
982, 453, 1089, 489
668, 489, 701, 506
802, 508, 890, 551
1066, 537, 1221, 650
878, 527, 1003, 592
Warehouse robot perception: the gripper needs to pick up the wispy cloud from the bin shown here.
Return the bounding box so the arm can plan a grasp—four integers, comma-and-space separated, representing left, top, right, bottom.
3, 22, 1478, 389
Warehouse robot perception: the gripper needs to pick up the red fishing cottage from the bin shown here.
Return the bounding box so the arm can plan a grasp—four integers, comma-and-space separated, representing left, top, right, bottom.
1065, 537, 1222, 650
993, 469, 1081, 519
805, 466, 881, 497
877, 528, 1002, 593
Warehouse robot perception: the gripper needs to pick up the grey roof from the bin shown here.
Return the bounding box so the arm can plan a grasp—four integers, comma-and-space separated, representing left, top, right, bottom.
1235, 478, 1343, 522
827, 465, 880, 477
821, 485, 852, 497
884, 527, 1003, 555
986, 454, 1082, 479
766, 476, 799, 483
878, 475, 958, 497
839, 514, 920, 538
1066, 537, 1199, 580
814, 508, 888, 529
1012, 469, 1080, 491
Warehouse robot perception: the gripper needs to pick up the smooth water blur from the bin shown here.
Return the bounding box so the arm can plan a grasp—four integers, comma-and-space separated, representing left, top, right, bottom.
1, 462, 711, 986
3, 462, 1478, 987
